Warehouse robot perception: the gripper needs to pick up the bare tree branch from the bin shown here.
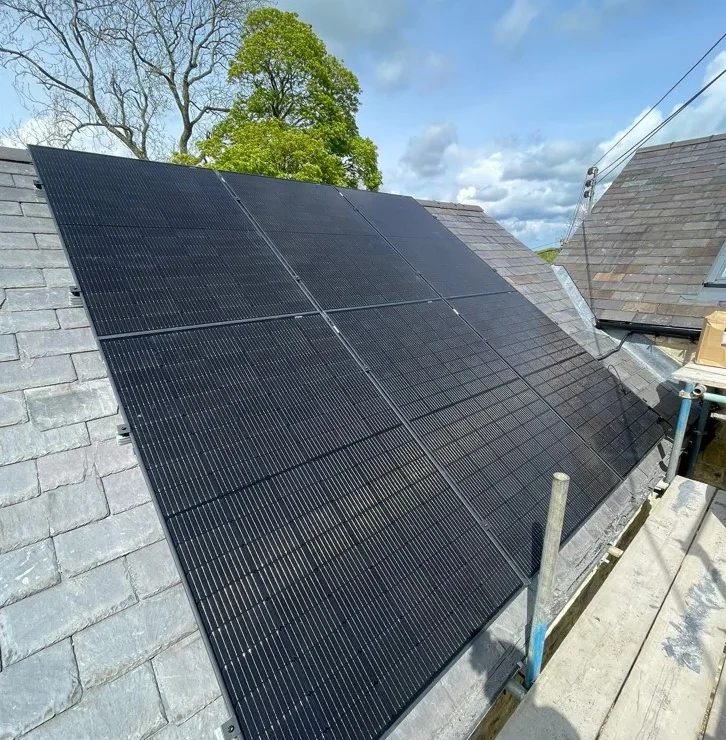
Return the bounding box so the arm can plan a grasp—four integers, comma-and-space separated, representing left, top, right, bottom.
0, 0, 263, 159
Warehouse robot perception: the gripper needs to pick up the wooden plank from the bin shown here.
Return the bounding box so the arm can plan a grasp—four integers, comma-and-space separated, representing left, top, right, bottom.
672, 361, 726, 388
705, 656, 726, 740
599, 492, 726, 739
496, 477, 716, 740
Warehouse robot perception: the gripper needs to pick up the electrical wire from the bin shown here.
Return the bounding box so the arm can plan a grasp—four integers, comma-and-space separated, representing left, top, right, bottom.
594, 31, 726, 168
598, 66, 726, 182
560, 39, 726, 251
595, 330, 636, 361
561, 191, 584, 246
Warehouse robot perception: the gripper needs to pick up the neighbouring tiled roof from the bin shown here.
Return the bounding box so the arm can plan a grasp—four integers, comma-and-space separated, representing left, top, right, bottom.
556, 133, 726, 330
0, 147, 226, 739
419, 199, 679, 420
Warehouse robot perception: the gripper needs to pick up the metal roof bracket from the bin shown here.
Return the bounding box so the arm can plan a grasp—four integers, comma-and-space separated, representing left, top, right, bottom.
215, 718, 243, 739
115, 424, 131, 445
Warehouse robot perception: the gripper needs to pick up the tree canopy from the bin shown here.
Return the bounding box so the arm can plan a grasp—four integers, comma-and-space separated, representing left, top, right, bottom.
196, 8, 381, 190
0, 0, 261, 159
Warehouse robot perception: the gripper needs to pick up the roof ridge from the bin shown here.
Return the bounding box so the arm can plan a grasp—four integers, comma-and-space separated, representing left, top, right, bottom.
416, 198, 483, 212
637, 131, 726, 154
0, 146, 32, 164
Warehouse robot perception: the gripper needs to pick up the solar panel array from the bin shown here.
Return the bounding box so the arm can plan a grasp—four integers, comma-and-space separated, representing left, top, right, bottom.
31, 145, 664, 740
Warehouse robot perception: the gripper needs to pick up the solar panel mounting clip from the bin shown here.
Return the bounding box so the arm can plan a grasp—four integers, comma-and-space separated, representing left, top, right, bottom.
116, 424, 131, 445
33, 178, 43, 190
69, 285, 83, 307
214, 719, 243, 739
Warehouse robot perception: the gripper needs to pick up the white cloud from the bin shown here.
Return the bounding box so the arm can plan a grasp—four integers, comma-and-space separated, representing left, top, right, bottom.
387, 51, 726, 248
595, 51, 726, 177
494, 0, 546, 45
556, 0, 675, 34
284, 0, 411, 56
400, 122, 458, 178
285, 0, 450, 91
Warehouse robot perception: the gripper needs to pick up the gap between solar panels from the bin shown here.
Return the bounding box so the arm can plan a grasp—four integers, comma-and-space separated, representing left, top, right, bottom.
29, 145, 665, 740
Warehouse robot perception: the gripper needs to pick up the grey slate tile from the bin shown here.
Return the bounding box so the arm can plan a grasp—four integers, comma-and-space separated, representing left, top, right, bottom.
20, 664, 165, 740
0, 559, 136, 665
0, 640, 81, 738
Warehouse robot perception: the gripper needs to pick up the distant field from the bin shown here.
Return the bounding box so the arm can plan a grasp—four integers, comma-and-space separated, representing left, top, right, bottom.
537, 248, 560, 264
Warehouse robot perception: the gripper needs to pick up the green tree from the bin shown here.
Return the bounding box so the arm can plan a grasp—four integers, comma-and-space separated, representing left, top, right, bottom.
195, 8, 382, 190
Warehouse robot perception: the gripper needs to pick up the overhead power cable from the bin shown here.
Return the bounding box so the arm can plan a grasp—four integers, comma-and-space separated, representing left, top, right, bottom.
561, 191, 584, 245
598, 66, 726, 181
594, 31, 726, 168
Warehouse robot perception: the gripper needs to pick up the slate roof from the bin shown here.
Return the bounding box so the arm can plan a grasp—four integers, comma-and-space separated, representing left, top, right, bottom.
0, 147, 225, 739
419, 199, 679, 421
555, 133, 726, 331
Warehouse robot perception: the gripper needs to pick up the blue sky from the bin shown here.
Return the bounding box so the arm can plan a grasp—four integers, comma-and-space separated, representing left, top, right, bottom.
2, 0, 726, 249
282, 0, 726, 247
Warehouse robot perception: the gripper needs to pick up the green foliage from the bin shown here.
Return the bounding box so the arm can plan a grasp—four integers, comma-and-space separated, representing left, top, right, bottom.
537, 248, 560, 264
198, 8, 381, 190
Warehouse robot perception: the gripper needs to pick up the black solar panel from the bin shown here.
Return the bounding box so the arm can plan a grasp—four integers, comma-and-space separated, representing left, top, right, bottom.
340, 188, 512, 298
222, 173, 438, 309
31, 145, 251, 230
101, 316, 522, 740
332, 302, 625, 575
451, 293, 664, 477
31, 147, 312, 336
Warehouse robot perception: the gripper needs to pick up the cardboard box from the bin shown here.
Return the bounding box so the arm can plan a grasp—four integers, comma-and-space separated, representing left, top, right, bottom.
696, 311, 726, 368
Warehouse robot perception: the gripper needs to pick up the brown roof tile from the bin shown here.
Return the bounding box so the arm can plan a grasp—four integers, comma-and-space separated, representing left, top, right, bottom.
558, 133, 726, 329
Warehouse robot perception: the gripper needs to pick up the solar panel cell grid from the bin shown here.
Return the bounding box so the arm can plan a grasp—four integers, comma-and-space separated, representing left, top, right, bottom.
101, 316, 522, 740
451, 292, 664, 478
250, 231, 436, 310
60, 225, 312, 335
31, 145, 252, 230
338, 187, 455, 240
332, 301, 629, 574
222, 173, 438, 310
222, 173, 375, 236
340, 188, 512, 298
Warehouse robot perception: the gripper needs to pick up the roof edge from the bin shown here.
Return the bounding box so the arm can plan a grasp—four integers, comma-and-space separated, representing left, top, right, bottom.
637, 131, 726, 154
0, 146, 31, 163
417, 198, 483, 213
